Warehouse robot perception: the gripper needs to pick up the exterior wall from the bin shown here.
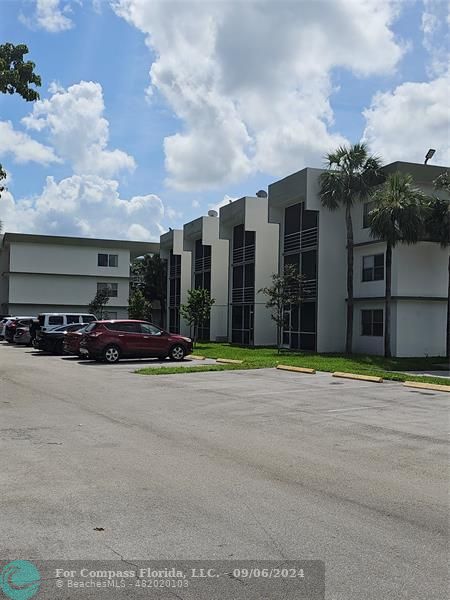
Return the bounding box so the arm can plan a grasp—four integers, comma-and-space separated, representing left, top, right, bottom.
395, 300, 446, 357
183, 216, 230, 342
393, 243, 448, 297
307, 170, 347, 353
220, 196, 279, 346
160, 229, 192, 336
352, 300, 387, 355
8, 273, 129, 310
9, 243, 130, 278
1, 234, 159, 320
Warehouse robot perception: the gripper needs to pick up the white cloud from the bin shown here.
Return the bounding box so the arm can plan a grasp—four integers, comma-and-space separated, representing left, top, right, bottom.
166, 207, 183, 221
421, 0, 450, 76
0, 121, 60, 165
208, 194, 237, 214
363, 74, 450, 165
191, 199, 200, 209
113, 0, 404, 190
20, 0, 74, 32
22, 81, 136, 178
0, 174, 164, 241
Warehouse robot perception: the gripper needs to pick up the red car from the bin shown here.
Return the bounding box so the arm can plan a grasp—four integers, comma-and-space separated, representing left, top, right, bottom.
79, 320, 193, 363
63, 324, 90, 356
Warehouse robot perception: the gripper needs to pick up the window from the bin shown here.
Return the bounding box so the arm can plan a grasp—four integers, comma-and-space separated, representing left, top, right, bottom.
363, 201, 376, 229
48, 316, 64, 325
362, 254, 384, 282
98, 253, 118, 267
105, 322, 139, 333
82, 315, 96, 323
66, 315, 80, 324
140, 323, 162, 335
361, 309, 384, 336
97, 282, 118, 297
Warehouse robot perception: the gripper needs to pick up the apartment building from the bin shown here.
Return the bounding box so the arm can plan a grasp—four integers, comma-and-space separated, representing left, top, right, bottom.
160, 160, 448, 357
0, 233, 159, 319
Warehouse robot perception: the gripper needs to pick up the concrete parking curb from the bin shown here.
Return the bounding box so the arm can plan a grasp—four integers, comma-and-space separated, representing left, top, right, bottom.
216, 358, 244, 364
332, 372, 383, 383
188, 355, 206, 360
403, 381, 450, 393
276, 365, 316, 374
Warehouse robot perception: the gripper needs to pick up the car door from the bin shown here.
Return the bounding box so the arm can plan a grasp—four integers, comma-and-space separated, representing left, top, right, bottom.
138, 323, 168, 357
110, 322, 142, 356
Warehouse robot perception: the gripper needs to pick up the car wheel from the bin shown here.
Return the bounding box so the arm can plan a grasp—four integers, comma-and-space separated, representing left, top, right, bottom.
169, 344, 186, 361
103, 345, 121, 363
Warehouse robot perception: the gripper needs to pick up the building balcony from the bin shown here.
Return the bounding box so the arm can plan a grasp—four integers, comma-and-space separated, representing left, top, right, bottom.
232, 286, 255, 304
284, 226, 318, 254
232, 244, 255, 265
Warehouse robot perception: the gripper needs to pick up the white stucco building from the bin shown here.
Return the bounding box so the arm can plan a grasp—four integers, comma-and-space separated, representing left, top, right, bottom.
0, 233, 159, 319
160, 161, 448, 357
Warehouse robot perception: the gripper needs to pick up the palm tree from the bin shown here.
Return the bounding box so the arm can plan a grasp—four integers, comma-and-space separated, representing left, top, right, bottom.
425, 172, 450, 357
369, 172, 425, 357
319, 142, 384, 354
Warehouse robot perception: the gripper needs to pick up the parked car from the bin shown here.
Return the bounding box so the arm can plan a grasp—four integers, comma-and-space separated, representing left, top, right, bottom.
63, 324, 90, 357
0, 317, 12, 340
14, 326, 32, 345
37, 313, 96, 333
4, 317, 36, 343
34, 323, 88, 354
79, 320, 193, 363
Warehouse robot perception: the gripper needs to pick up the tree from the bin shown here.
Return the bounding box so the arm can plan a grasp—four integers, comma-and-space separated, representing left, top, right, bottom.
319, 143, 384, 354
425, 172, 450, 357
88, 289, 110, 319
0, 43, 41, 100
128, 289, 152, 321
180, 288, 215, 346
0, 43, 41, 227
130, 254, 167, 327
369, 172, 425, 357
258, 263, 306, 353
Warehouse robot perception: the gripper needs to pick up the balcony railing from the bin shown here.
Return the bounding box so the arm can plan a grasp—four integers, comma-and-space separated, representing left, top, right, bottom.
232, 244, 255, 265
169, 264, 181, 278
302, 278, 317, 299
284, 226, 318, 254
232, 286, 255, 304
169, 294, 181, 307
194, 255, 212, 272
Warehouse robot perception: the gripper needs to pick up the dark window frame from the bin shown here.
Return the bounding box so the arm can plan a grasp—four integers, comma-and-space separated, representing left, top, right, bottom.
362, 253, 384, 282
361, 309, 384, 337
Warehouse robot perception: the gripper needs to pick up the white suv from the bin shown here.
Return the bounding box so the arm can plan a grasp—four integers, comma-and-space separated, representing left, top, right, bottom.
38, 313, 97, 332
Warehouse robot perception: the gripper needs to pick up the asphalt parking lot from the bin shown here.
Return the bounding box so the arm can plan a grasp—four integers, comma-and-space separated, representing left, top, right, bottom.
0, 343, 448, 599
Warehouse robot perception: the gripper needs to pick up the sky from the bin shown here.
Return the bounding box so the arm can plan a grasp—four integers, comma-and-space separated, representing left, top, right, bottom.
0, 0, 448, 241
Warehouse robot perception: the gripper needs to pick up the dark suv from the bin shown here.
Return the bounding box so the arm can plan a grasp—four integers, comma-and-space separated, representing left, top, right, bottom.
79, 320, 193, 363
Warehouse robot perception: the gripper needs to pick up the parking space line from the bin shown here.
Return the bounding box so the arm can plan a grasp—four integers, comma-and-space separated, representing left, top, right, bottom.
327, 405, 387, 412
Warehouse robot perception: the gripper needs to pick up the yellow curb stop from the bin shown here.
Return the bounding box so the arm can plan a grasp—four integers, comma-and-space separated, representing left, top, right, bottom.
276, 365, 316, 374
189, 355, 205, 360
216, 358, 244, 364
332, 372, 383, 383
403, 381, 450, 393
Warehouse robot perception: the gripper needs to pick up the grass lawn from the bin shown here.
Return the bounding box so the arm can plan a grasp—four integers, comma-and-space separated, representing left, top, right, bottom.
136, 343, 450, 386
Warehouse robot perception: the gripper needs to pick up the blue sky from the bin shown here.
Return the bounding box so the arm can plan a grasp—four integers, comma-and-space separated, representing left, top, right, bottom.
0, 0, 448, 240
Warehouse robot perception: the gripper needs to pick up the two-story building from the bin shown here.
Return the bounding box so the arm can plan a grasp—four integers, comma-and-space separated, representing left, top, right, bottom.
0, 233, 159, 319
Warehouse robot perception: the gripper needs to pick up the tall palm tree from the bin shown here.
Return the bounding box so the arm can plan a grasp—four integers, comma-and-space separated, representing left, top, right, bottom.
319, 142, 384, 354
425, 173, 450, 357
369, 172, 425, 357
